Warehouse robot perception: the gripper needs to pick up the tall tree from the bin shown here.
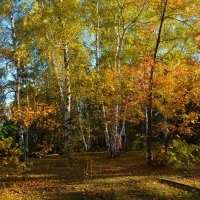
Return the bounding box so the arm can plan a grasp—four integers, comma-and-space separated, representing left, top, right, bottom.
24, 0, 89, 157
0, 0, 32, 160
143, 0, 199, 163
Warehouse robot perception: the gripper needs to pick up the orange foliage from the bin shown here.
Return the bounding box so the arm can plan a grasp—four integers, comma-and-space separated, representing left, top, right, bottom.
9, 103, 59, 130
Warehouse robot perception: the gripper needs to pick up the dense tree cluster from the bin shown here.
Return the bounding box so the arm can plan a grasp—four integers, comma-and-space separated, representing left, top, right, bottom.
0, 0, 199, 168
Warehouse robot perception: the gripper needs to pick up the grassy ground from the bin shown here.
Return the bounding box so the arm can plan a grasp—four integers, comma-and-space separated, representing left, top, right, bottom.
0, 151, 199, 200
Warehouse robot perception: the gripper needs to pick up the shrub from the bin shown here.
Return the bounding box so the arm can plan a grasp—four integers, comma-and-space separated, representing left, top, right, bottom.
166, 140, 200, 168
0, 137, 26, 177
154, 139, 200, 168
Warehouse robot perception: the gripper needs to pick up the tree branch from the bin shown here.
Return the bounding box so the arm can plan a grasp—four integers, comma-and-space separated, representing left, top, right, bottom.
165, 16, 196, 31
124, 0, 148, 33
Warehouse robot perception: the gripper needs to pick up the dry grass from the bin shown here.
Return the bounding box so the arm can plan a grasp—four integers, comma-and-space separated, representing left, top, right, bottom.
0, 151, 199, 200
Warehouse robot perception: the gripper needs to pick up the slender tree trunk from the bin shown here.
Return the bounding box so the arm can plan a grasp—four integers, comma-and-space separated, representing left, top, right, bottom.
16, 63, 25, 161
95, 0, 100, 71
87, 133, 91, 150
26, 81, 30, 107
102, 104, 111, 155
120, 117, 125, 153
113, 105, 119, 135
82, 131, 88, 151
163, 116, 170, 156
115, 33, 121, 69
63, 44, 71, 158
115, 0, 125, 69
145, 104, 148, 139
10, 13, 25, 161
52, 53, 65, 102
111, 105, 119, 156
52, 53, 66, 154
25, 127, 29, 162
146, 0, 168, 164
77, 102, 88, 151
94, 1, 112, 155
120, 105, 127, 153
112, 2, 125, 156
77, 128, 88, 151
25, 86, 30, 162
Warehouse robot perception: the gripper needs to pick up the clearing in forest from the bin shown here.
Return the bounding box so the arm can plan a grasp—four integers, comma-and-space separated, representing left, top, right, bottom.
0, 151, 200, 200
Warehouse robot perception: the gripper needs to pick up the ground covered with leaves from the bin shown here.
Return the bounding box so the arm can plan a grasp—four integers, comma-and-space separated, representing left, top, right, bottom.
0, 152, 200, 200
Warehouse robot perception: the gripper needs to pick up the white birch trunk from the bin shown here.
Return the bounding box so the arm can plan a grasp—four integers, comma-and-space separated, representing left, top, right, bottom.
102, 104, 111, 155
112, 2, 125, 156
77, 102, 88, 151
145, 105, 148, 135
120, 105, 127, 153
47, 40, 68, 155
82, 132, 88, 151
63, 45, 71, 157
77, 128, 88, 151
10, 13, 25, 160
87, 133, 91, 150
95, 0, 100, 71
63, 45, 71, 156
52, 54, 65, 102
94, 1, 111, 155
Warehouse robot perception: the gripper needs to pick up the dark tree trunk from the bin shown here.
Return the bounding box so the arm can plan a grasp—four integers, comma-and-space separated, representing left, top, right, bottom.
146, 0, 168, 164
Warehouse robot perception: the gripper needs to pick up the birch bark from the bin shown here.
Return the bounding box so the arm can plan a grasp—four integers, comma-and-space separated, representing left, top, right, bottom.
94, 0, 112, 155
10, 12, 25, 160
112, 1, 126, 156
95, 0, 100, 72
102, 104, 111, 155
77, 102, 88, 151
63, 45, 71, 157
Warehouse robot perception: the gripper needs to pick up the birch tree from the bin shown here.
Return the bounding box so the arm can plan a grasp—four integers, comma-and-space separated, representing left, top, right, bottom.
24, 0, 89, 157
0, 0, 31, 160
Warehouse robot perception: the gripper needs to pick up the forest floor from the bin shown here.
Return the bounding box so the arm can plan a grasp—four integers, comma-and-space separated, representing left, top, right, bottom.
0, 151, 200, 200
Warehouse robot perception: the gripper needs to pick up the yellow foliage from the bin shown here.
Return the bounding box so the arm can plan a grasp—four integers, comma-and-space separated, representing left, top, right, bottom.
9, 103, 59, 130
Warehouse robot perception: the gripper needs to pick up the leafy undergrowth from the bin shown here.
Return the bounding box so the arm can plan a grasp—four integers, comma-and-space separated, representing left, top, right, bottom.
0, 151, 199, 200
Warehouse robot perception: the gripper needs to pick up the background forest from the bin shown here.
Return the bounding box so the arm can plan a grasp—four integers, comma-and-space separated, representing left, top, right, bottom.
0, 0, 200, 175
